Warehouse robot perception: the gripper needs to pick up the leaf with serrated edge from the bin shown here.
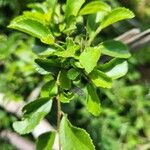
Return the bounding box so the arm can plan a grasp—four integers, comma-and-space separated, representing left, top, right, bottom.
60, 116, 95, 150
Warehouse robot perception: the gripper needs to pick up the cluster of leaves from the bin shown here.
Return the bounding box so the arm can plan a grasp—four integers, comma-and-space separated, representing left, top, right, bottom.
7, 0, 135, 149
0, 32, 40, 100
69, 79, 149, 150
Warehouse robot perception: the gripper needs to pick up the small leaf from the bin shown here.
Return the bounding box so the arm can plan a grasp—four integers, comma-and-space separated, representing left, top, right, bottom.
99, 58, 128, 79
89, 69, 112, 88
79, 1, 111, 16
8, 15, 54, 44
58, 70, 71, 90
67, 68, 79, 80
53, 45, 80, 58
65, 0, 85, 19
36, 132, 56, 150
41, 81, 58, 97
86, 83, 101, 116
13, 97, 52, 134
100, 7, 135, 30
79, 47, 101, 73
60, 116, 95, 150
59, 92, 74, 103
99, 40, 131, 58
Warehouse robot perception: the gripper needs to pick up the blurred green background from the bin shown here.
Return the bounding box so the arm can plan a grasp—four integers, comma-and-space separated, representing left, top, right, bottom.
0, 0, 149, 150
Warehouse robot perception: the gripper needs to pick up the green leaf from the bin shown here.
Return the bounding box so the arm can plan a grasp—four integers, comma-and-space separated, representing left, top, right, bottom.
53, 45, 80, 58
41, 81, 58, 97
13, 97, 52, 134
35, 58, 61, 74
99, 40, 131, 58
58, 70, 71, 90
79, 47, 101, 73
60, 116, 95, 150
46, 0, 57, 10
65, 0, 85, 18
86, 83, 101, 116
8, 15, 54, 44
87, 12, 108, 36
36, 132, 56, 150
100, 7, 135, 30
99, 58, 128, 79
89, 69, 112, 88
67, 68, 79, 80
59, 92, 74, 103
79, 1, 111, 16
23, 11, 47, 25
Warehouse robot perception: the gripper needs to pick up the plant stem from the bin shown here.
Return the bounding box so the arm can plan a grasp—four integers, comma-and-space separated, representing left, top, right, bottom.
56, 95, 61, 150
87, 26, 102, 46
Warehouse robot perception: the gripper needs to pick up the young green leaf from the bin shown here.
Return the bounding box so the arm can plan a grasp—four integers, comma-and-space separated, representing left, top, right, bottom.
13, 97, 52, 134
60, 116, 95, 150
65, 0, 85, 18
79, 47, 101, 73
100, 7, 135, 30
86, 83, 101, 116
99, 58, 128, 79
53, 45, 80, 58
41, 81, 58, 97
58, 70, 71, 90
67, 68, 79, 80
89, 69, 112, 88
79, 1, 111, 16
36, 132, 56, 150
8, 15, 54, 44
99, 40, 131, 58
59, 92, 74, 103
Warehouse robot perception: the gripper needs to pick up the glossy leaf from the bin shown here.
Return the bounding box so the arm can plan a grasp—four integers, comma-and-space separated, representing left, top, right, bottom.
89, 69, 112, 88
65, 0, 85, 18
8, 15, 54, 44
99, 58, 128, 79
86, 83, 101, 116
13, 97, 52, 134
100, 7, 135, 30
79, 1, 111, 16
35, 58, 61, 74
58, 70, 71, 90
60, 116, 95, 150
99, 40, 131, 58
36, 132, 56, 150
79, 47, 101, 73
